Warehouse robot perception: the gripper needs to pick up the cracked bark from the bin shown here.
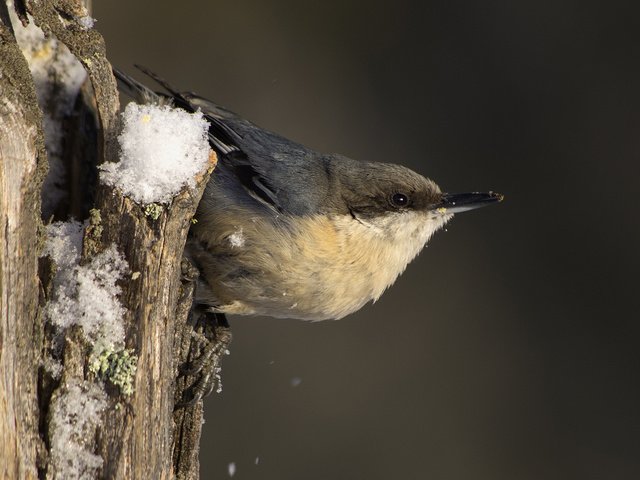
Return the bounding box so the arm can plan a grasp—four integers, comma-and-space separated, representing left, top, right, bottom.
0, 1, 222, 478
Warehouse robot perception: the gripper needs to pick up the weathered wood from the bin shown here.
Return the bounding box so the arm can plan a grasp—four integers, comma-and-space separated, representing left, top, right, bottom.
22, 0, 120, 165
1, 0, 224, 478
90, 152, 217, 479
172, 274, 232, 480
172, 275, 205, 480
0, 1, 48, 478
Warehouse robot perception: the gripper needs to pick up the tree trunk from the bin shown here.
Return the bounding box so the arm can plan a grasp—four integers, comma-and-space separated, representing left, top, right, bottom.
0, 1, 224, 478
0, 2, 48, 477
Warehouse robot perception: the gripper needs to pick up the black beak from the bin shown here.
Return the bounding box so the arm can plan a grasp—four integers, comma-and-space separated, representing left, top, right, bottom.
432, 191, 504, 214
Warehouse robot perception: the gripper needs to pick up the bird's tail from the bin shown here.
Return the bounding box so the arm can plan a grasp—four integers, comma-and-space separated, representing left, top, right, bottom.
112, 66, 170, 106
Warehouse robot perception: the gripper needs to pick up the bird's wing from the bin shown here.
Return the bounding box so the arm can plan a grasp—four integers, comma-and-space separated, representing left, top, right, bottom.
113, 66, 331, 216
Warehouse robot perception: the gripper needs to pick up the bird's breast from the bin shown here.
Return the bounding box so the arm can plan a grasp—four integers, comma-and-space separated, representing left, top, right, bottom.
281, 213, 427, 319
200, 209, 445, 320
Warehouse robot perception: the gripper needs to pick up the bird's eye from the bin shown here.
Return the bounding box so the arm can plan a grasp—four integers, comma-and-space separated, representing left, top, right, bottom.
391, 192, 409, 207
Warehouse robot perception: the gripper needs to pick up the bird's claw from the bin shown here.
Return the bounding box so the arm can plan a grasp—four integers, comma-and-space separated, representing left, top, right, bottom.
176, 311, 232, 408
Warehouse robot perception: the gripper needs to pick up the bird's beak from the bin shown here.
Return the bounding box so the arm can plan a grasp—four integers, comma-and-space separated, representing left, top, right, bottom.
432, 191, 504, 214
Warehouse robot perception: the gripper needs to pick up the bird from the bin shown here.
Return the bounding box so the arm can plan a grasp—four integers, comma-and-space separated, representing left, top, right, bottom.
114, 66, 503, 322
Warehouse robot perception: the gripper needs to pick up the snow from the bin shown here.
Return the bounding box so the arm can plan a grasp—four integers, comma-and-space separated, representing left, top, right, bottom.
49, 380, 107, 480
228, 462, 236, 477
290, 377, 302, 387
9, 3, 87, 106
100, 103, 211, 204
44, 221, 129, 355
8, 2, 88, 219
44, 221, 84, 268
42, 355, 63, 380
77, 15, 95, 30
228, 229, 246, 248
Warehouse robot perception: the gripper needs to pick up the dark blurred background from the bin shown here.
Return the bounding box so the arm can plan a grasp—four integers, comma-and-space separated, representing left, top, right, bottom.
96, 1, 640, 478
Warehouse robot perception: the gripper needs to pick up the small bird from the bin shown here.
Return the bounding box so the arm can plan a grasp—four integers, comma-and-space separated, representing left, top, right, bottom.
114, 66, 502, 322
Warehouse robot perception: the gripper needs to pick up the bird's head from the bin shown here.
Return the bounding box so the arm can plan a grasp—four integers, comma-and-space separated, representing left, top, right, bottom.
332, 158, 503, 249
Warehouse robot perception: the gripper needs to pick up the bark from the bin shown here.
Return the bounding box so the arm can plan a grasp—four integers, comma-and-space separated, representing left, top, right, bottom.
0, 0, 223, 478
0, 2, 48, 478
